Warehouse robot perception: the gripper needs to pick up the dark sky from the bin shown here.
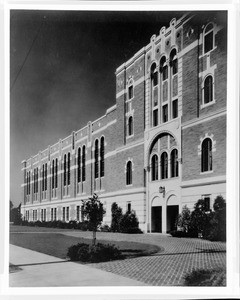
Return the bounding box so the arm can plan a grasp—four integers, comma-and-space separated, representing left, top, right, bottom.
10, 10, 188, 206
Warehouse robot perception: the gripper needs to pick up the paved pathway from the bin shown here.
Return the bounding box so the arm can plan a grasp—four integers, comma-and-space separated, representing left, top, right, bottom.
61, 231, 226, 286
9, 244, 144, 287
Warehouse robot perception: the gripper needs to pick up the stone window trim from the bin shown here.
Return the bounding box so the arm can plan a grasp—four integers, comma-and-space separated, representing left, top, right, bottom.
203, 22, 216, 55
198, 134, 216, 174
125, 158, 134, 186
198, 133, 216, 156
126, 114, 134, 138
127, 77, 134, 101
200, 72, 216, 109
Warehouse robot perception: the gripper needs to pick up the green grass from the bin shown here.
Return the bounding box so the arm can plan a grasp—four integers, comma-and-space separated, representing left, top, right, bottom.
10, 229, 160, 261
184, 268, 226, 286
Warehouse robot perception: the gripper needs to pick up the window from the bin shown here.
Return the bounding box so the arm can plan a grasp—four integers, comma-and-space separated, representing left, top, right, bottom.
170, 49, 178, 75
127, 202, 131, 213
153, 109, 158, 127
126, 161, 132, 185
51, 208, 53, 221
201, 138, 212, 172
151, 63, 158, 87
64, 154, 67, 186
128, 85, 133, 100
100, 137, 104, 177
82, 145, 86, 182
45, 163, 47, 191
172, 99, 178, 119
63, 207, 65, 222
36, 168, 38, 193
161, 152, 168, 179
95, 139, 99, 178
54, 208, 57, 221
160, 57, 168, 81
151, 154, 159, 181
204, 23, 214, 53
42, 165, 45, 191
203, 196, 211, 211
55, 159, 58, 188
68, 152, 71, 185
128, 116, 133, 136
76, 205, 80, 221
66, 207, 69, 221
162, 104, 168, 123
77, 147, 81, 183
52, 160, 55, 189
204, 75, 213, 104
171, 149, 178, 178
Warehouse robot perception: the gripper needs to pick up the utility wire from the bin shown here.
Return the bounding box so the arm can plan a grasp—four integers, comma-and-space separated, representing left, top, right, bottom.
11, 17, 46, 92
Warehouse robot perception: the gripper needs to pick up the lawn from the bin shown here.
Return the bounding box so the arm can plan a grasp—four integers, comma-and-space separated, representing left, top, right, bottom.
10, 226, 160, 261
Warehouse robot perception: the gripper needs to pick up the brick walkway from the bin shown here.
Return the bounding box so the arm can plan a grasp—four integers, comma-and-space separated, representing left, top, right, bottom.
62, 231, 226, 286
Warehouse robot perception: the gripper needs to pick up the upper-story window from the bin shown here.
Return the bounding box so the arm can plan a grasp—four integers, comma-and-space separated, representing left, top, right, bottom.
126, 78, 134, 114
55, 159, 58, 188
172, 99, 178, 119
204, 23, 214, 54
82, 145, 86, 182
95, 139, 99, 179
77, 147, 81, 183
151, 154, 159, 181
170, 49, 178, 75
67, 152, 71, 185
128, 84, 133, 100
64, 154, 67, 186
161, 152, 168, 179
128, 116, 133, 136
201, 138, 212, 172
171, 149, 178, 178
126, 161, 132, 185
204, 75, 213, 104
52, 160, 55, 189
162, 104, 168, 123
151, 63, 158, 87
42, 165, 45, 191
44, 163, 47, 191
100, 137, 105, 177
160, 56, 168, 81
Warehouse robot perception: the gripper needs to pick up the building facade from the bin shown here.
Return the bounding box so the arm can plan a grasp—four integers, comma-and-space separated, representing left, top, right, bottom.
21, 13, 227, 233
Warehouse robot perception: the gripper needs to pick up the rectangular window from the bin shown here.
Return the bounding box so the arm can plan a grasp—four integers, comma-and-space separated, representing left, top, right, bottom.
127, 202, 131, 213
153, 72, 158, 86
51, 208, 53, 221
204, 31, 213, 53
162, 105, 168, 123
54, 208, 57, 221
63, 207, 65, 222
66, 207, 69, 221
76, 205, 80, 221
153, 88, 158, 106
202, 196, 211, 211
153, 109, 158, 127
172, 99, 178, 119
128, 85, 133, 99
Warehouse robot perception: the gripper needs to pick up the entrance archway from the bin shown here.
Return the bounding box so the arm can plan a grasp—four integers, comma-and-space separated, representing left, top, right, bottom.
151, 196, 162, 233
167, 195, 179, 233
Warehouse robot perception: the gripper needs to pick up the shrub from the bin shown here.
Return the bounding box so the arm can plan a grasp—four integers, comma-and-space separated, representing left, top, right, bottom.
67, 242, 122, 262
76, 221, 90, 231
118, 211, 142, 234
111, 202, 123, 232
176, 205, 191, 232
100, 224, 111, 232
184, 268, 226, 286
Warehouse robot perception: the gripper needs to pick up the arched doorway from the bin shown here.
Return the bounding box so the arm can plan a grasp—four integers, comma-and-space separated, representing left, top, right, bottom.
167, 195, 179, 233
151, 196, 162, 232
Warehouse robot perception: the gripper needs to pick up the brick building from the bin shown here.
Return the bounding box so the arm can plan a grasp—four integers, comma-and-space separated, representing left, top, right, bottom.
21, 12, 227, 233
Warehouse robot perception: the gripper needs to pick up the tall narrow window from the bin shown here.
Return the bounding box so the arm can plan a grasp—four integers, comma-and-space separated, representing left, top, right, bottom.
76, 205, 80, 221
128, 85, 133, 99
171, 149, 178, 178
52, 160, 55, 189
64, 155, 66, 187
82, 145, 86, 182
95, 140, 99, 179
172, 99, 178, 119
66, 207, 69, 221
68, 152, 71, 185
33, 169, 36, 194
45, 163, 47, 191
63, 207, 65, 222
161, 152, 168, 179
77, 147, 81, 183
126, 161, 132, 185
201, 138, 212, 172
151, 154, 158, 181
162, 104, 168, 123
153, 109, 158, 127
151, 63, 158, 87
128, 116, 133, 136
160, 57, 168, 81
42, 165, 45, 191
100, 137, 104, 177
170, 49, 178, 75
204, 23, 214, 53
55, 159, 58, 188
36, 168, 38, 193
204, 75, 213, 104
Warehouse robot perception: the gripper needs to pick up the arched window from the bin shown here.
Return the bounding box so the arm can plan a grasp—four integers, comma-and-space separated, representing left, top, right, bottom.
128, 116, 133, 136
151, 63, 158, 87
100, 137, 104, 177
64, 154, 67, 186
95, 139, 99, 178
170, 49, 178, 75
171, 149, 178, 178
126, 161, 132, 185
160, 56, 168, 81
82, 145, 86, 182
201, 138, 212, 172
161, 152, 168, 179
77, 147, 81, 183
67, 152, 71, 185
52, 160, 55, 189
204, 75, 213, 104
151, 154, 159, 181
55, 159, 58, 188
204, 23, 214, 54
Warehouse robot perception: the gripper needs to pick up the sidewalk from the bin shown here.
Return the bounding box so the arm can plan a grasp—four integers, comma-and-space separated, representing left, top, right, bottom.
9, 244, 144, 287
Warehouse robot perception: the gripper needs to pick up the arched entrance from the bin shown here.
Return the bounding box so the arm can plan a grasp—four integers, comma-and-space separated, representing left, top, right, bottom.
167, 195, 179, 233
151, 196, 162, 233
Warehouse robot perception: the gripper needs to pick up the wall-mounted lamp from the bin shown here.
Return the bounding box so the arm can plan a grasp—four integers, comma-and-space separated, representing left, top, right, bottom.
159, 186, 166, 198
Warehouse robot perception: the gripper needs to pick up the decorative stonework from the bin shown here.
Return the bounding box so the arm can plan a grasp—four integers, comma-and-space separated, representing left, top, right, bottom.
197, 133, 216, 156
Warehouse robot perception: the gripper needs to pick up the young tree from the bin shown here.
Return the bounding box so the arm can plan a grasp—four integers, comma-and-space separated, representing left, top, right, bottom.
81, 193, 105, 246
176, 205, 191, 232
111, 202, 123, 232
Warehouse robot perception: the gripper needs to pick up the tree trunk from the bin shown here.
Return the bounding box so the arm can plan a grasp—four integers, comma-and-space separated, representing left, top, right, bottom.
92, 230, 96, 246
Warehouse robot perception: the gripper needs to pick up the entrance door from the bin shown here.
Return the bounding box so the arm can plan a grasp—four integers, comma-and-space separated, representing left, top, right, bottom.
151, 206, 162, 232
167, 205, 179, 232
